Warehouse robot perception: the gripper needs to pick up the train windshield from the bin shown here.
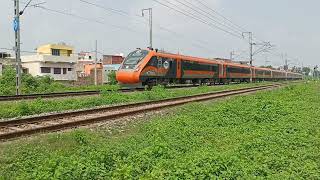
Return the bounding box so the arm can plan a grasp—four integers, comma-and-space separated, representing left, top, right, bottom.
123, 50, 149, 66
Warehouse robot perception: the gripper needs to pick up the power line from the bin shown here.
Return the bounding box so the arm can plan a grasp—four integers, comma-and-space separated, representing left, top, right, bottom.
79, 0, 149, 25
77, 0, 217, 53
192, 0, 247, 32
152, 0, 244, 39
190, 0, 266, 44
173, 0, 243, 35
34, 5, 143, 35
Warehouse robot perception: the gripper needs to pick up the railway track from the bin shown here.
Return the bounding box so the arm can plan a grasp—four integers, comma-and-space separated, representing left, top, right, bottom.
0, 84, 204, 102
0, 84, 281, 141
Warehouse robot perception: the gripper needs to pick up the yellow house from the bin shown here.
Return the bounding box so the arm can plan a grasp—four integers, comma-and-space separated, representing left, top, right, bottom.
37, 43, 74, 56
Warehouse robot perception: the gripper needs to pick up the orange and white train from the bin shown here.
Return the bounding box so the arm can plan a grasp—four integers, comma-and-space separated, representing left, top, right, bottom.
116, 48, 303, 88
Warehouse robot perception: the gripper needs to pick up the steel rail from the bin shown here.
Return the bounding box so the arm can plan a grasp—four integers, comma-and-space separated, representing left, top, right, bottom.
0, 84, 280, 141
0, 84, 207, 102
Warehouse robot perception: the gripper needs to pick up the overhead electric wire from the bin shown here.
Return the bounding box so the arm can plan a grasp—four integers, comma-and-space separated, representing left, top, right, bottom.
189, 0, 266, 44
173, 0, 243, 35
34, 5, 143, 35
152, 0, 243, 39
192, 0, 247, 32
17, 0, 284, 60
11, 1, 217, 55
78, 0, 216, 53
79, 0, 149, 25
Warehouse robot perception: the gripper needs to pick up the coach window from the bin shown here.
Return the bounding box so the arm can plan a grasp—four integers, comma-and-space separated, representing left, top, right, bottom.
157, 57, 163, 68
149, 56, 158, 66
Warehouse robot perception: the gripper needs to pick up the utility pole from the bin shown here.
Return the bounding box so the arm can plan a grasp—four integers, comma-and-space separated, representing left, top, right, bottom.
230, 51, 235, 60
14, 0, 22, 95
94, 40, 98, 85
142, 8, 153, 48
242, 32, 253, 82
285, 59, 288, 71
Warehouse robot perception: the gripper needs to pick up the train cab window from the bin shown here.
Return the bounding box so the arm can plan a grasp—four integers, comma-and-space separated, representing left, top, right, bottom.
122, 50, 149, 69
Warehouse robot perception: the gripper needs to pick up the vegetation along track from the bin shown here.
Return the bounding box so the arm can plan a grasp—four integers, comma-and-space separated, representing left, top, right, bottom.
0, 84, 282, 141
0, 84, 206, 102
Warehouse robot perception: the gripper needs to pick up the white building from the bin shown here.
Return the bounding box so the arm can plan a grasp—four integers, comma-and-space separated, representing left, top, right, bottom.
22, 55, 77, 81
0, 63, 2, 76
21, 43, 77, 81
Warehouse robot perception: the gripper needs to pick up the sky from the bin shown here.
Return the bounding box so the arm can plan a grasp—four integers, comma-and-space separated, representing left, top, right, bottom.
0, 0, 319, 68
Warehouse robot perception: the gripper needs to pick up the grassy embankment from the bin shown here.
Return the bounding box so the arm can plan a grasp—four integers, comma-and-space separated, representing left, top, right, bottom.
0, 82, 273, 119
0, 81, 319, 179
0, 67, 119, 95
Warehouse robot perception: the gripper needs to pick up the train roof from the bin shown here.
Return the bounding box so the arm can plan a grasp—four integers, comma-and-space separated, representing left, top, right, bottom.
145, 49, 302, 75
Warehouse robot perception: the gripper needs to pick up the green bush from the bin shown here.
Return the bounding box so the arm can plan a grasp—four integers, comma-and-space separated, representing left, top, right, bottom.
0, 67, 118, 95
107, 71, 118, 85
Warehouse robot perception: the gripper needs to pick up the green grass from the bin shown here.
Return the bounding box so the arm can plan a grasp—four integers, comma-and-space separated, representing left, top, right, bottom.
0, 81, 318, 179
0, 82, 272, 120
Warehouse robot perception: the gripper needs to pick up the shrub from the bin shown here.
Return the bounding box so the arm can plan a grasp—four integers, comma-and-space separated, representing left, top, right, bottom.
107, 71, 118, 85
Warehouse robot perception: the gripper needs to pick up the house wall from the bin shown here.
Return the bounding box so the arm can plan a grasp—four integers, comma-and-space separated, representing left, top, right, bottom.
21, 55, 77, 81
22, 62, 40, 76
23, 62, 77, 81
37, 44, 74, 56
102, 55, 124, 65
84, 64, 103, 75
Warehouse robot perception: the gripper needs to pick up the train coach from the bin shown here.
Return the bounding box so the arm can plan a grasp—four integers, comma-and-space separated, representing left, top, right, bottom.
116, 48, 303, 88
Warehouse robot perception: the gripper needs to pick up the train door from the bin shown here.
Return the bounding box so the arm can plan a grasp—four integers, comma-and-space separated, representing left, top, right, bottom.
176, 59, 181, 79
219, 64, 224, 79
165, 58, 177, 78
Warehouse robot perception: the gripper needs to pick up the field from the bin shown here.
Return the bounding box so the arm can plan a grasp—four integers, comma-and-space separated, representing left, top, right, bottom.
0, 82, 272, 119
0, 81, 319, 179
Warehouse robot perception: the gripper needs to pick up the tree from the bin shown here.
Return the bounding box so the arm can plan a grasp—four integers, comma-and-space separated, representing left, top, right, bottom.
302, 67, 311, 76
0, 67, 16, 95
259, 65, 274, 69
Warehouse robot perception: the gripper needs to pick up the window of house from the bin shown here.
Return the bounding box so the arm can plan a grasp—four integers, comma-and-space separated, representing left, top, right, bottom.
41, 67, 51, 73
54, 68, 61, 74
67, 50, 72, 57
68, 68, 72, 71
63, 68, 67, 74
22, 68, 29, 74
52, 49, 60, 56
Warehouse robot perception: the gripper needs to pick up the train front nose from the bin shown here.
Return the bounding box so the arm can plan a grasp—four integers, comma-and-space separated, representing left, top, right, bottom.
116, 69, 140, 84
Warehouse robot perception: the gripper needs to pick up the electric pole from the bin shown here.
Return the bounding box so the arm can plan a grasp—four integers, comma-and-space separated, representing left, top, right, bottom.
142, 8, 153, 48
94, 40, 98, 85
242, 32, 253, 82
14, 0, 22, 95
230, 51, 235, 60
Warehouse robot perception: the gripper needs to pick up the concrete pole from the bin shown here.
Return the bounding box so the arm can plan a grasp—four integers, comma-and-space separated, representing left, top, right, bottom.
249, 32, 253, 83
242, 32, 253, 82
149, 8, 153, 48
94, 40, 97, 85
142, 8, 153, 48
14, 0, 22, 95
